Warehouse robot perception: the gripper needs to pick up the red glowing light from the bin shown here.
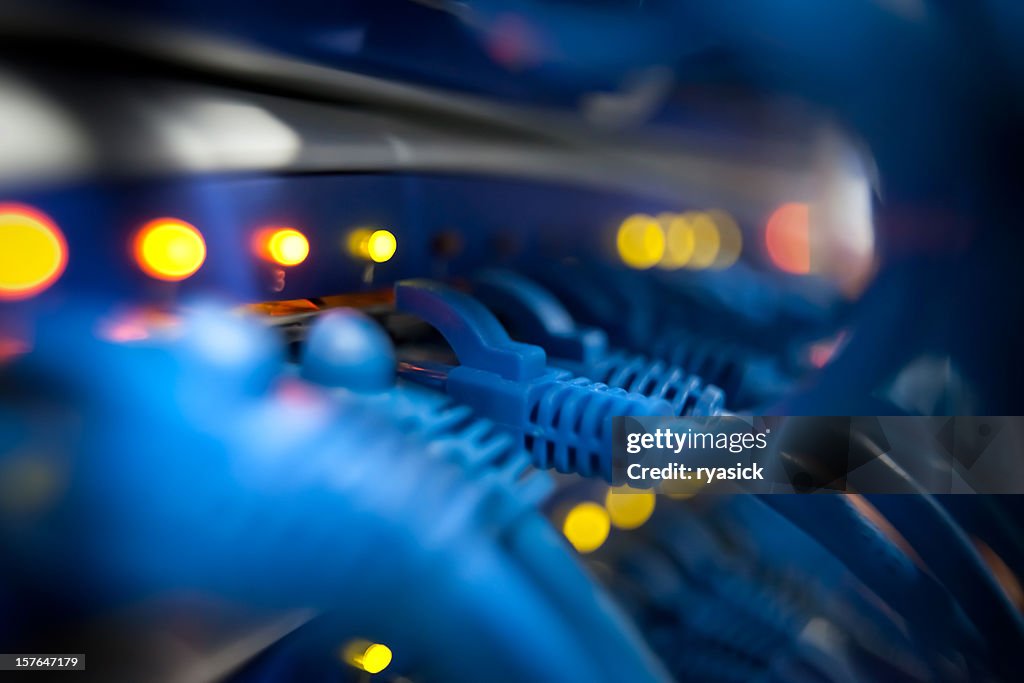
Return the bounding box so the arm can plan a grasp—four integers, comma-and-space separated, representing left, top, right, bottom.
486, 14, 544, 69
765, 202, 811, 274
0, 336, 30, 362
808, 336, 842, 368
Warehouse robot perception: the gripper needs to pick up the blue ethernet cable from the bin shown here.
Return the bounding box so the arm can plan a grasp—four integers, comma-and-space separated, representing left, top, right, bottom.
297, 307, 675, 682
0, 302, 671, 683
472, 268, 725, 416
599, 498, 926, 683
299, 306, 552, 515
759, 495, 996, 683
756, 422, 1024, 681
607, 509, 842, 682
391, 279, 674, 482
530, 265, 791, 408
864, 494, 1024, 679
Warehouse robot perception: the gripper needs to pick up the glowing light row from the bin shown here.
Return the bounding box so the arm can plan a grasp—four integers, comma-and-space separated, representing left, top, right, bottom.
0, 204, 398, 298
616, 210, 743, 271
136, 221, 398, 281
561, 487, 658, 554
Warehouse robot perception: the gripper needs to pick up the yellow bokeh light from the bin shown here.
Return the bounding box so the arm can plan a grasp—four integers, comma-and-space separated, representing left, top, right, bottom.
661, 476, 707, 499
134, 218, 206, 281
0, 204, 67, 300
342, 640, 393, 675
659, 213, 696, 270
657, 210, 736, 270
349, 228, 397, 263
706, 209, 742, 270
262, 227, 309, 266
604, 487, 656, 530
562, 501, 611, 553
616, 214, 664, 270
684, 212, 721, 270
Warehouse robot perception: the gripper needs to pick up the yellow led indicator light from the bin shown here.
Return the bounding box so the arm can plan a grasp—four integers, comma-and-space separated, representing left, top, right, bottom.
0, 204, 68, 300
257, 227, 309, 266
367, 229, 397, 263
134, 218, 206, 281
616, 214, 664, 270
562, 501, 611, 553
342, 640, 393, 675
349, 228, 397, 263
605, 487, 656, 530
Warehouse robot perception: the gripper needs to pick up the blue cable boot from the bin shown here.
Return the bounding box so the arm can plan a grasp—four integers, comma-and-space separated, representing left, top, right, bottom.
392, 280, 673, 482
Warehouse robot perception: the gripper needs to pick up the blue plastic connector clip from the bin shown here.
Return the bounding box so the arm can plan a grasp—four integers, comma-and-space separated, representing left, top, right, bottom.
393, 280, 673, 481
395, 279, 546, 382
473, 270, 725, 416
472, 269, 609, 364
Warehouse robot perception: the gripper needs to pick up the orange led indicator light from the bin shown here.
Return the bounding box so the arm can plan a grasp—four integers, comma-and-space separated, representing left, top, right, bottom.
256, 227, 309, 266
134, 218, 206, 281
